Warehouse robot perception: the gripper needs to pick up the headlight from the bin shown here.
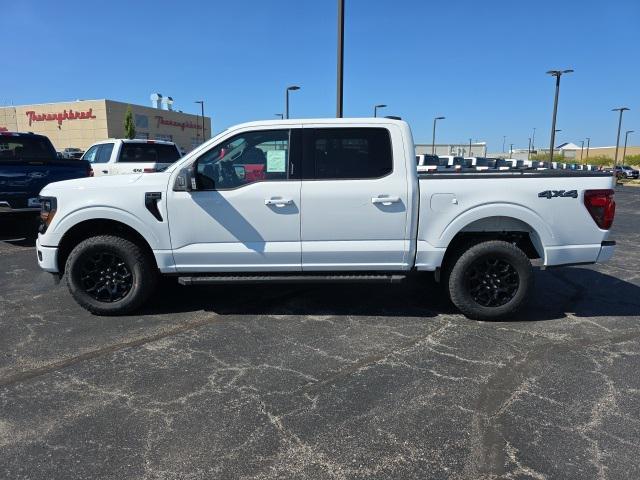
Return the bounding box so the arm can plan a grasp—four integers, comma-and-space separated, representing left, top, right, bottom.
39, 197, 57, 233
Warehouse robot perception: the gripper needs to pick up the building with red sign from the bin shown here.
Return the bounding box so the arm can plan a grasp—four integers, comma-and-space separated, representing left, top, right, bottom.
0, 99, 212, 154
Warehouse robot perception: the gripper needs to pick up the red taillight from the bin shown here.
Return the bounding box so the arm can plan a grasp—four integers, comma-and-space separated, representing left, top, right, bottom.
584, 189, 615, 230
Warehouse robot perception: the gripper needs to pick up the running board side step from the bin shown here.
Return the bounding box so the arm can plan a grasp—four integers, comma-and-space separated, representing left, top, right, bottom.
178, 273, 407, 286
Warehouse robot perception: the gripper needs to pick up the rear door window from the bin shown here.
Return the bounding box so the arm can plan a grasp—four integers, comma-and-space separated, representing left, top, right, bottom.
118, 143, 180, 163
305, 127, 392, 180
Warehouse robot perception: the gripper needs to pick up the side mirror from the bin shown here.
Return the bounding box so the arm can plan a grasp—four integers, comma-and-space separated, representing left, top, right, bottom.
173, 165, 196, 191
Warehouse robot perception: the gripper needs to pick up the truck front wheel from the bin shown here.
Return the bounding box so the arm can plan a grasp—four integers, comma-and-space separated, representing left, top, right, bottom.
446, 240, 533, 321
65, 235, 158, 315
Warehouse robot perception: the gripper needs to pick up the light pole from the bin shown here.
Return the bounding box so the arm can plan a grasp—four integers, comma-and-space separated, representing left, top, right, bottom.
546, 69, 573, 162
502, 136, 506, 153
532, 127, 536, 152
374, 104, 387, 117
468, 138, 472, 157
275, 113, 283, 119
285, 85, 300, 119
586, 137, 590, 158
431, 116, 445, 155
612, 107, 630, 166
336, 0, 345, 118
194, 100, 205, 141
580, 140, 585, 163
509, 143, 514, 157
623, 130, 634, 164
554, 129, 562, 158
528, 137, 532, 160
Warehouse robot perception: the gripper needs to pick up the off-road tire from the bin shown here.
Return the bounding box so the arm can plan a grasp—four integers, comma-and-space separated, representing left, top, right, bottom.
445, 240, 532, 321
65, 235, 157, 315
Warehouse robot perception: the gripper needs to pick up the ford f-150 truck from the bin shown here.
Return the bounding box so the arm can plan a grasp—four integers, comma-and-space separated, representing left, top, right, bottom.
0, 132, 91, 214
35, 118, 616, 320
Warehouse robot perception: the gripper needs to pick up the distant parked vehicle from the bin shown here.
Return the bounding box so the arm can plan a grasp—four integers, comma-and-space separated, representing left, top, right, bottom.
613, 165, 639, 179
464, 157, 494, 171
438, 155, 467, 167
0, 132, 91, 214
62, 147, 84, 159
82, 139, 182, 176
416, 154, 440, 173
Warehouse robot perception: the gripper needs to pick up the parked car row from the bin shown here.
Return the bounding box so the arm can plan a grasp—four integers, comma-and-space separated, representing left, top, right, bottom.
613, 165, 640, 179
416, 154, 604, 174
1, 131, 182, 215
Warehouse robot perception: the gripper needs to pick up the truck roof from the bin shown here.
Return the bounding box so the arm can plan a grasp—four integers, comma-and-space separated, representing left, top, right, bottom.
226, 117, 408, 130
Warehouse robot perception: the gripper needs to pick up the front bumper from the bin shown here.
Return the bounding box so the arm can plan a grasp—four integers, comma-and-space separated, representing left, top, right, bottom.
36, 236, 59, 273
0, 200, 40, 213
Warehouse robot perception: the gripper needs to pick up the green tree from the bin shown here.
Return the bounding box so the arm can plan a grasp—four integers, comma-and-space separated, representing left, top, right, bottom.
124, 105, 136, 139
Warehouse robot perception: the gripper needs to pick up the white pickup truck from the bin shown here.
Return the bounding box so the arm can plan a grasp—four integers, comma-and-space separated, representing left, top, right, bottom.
36, 118, 616, 320
82, 139, 181, 176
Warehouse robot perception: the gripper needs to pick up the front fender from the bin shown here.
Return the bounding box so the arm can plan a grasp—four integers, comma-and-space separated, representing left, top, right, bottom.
45, 206, 164, 250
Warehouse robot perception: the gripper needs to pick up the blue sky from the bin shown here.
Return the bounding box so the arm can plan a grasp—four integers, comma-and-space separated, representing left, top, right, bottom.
3, 0, 639, 151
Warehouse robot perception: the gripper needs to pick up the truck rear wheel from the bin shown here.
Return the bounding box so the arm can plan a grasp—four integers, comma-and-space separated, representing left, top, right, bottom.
65, 235, 157, 315
445, 240, 532, 321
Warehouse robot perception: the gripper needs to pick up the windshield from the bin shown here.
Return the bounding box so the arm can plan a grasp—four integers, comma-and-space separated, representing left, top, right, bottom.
423, 155, 439, 166
475, 158, 490, 166
0, 135, 57, 161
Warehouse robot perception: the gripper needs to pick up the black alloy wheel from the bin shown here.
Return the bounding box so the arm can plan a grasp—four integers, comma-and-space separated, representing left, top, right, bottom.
464, 257, 519, 308
79, 251, 133, 302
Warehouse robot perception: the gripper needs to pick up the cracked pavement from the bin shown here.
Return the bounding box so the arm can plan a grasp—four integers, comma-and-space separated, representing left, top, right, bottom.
0, 187, 639, 479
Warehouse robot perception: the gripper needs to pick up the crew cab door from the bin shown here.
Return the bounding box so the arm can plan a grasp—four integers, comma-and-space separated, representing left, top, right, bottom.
166, 127, 302, 272
300, 125, 410, 270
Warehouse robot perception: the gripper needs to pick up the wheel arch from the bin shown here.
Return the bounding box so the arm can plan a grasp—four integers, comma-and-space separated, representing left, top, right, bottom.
56, 218, 157, 274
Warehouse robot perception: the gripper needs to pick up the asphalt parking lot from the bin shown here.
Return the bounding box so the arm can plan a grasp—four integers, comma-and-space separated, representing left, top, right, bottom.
0, 187, 639, 480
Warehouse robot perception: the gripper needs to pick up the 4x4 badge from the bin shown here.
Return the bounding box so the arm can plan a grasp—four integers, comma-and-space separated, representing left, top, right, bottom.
538, 190, 578, 199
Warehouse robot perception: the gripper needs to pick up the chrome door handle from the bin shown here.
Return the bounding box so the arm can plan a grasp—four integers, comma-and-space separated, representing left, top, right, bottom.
371, 196, 401, 205
265, 198, 293, 207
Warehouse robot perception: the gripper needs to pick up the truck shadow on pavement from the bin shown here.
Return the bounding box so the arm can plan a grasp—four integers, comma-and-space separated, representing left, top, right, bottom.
0, 215, 39, 247
140, 267, 640, 322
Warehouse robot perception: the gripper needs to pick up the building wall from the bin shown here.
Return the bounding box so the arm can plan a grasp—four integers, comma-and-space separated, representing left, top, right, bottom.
0, 99, 212, 154
105, 100, 211, 154
415, 143, 487, 157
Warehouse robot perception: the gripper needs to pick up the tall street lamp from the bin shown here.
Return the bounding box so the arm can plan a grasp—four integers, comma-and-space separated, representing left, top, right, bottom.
469, 138, 472, 157
532, 127, 536, 151
275, 113, 284, 119
528, 137, 532, 160
285, 85, 300, 119
586, 137, 590, 158
194, 100, 205, 141
502, 135, 506, 153
336, 0, 345, 117
509, 143, 514, 157
374, 104, 386, 117
546, 69, 573, 162
612, 107, 630, 166
431, 116, 445, 155
580, 140, 585, 163
623, 130, 634, 163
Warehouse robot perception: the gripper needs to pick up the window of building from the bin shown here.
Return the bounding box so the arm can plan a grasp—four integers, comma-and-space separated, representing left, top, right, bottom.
195, 129, 290, 190
310, 128, 392, 180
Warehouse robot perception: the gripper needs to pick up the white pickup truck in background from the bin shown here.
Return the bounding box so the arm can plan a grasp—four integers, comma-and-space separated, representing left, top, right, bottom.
36, 118, 616, 320
82, 139, 181, 176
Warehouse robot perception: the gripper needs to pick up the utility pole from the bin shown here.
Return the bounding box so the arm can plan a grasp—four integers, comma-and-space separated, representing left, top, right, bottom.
528, 137, 532, 160
586, 137, 590, 158
432, 116, 445, 155
336, 0, 345, 118
612, 107, 630, 166
580, 140, 585, 163
623, 130, 634, 164
546, 69, 573, 162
